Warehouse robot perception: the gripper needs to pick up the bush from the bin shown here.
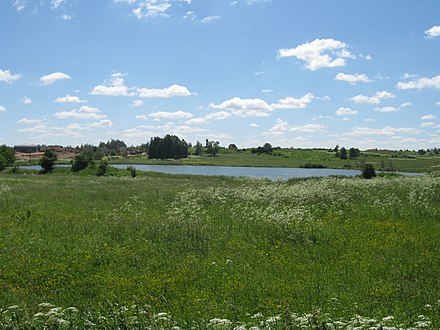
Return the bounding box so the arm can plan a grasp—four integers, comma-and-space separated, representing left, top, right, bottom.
71, 153, 90, 172
97, 158, 108, 176
127, 165, 137, 178
39, 150, 57, 173
362, 163, 376, 179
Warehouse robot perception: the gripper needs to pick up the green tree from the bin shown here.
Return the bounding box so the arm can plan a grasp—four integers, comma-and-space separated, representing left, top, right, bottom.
0, 145, 16, 171
97, 158, 108, 176
207, 141, 220, 157
339, 147, 347, 159
71, 153, 90, 172
194, 141, 203, 155
349, 147, 360, 160
39, 149, 58, 173
362, 163, 376, 179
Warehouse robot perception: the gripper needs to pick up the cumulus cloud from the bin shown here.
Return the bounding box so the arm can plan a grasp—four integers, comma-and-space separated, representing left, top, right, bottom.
86, 119, 113, 128
201, 15, 220, 23
138, 84, 192, 98
91, 75, 134, 96
17, 118, 44, 125
55, 95, 87, 103
40, 72, 71, 85
264, 118, 325, 136
0, 105, 6, 112
0, 69, 22, 83
138, 110, 194, 120
351, 91, 395, 104
374, 106, 400, 113
396, 75, 440, 90
22, 96, 33, 105
425, 25, 440, 38
421, 114, 436, 120
209, 93, 315, 117
277, 38, 354, 71
132, 100, 144, 108
335, 107, 357, 116
334, 73, 371, 84
250, 123, 259, 128
349, 126, 421, 136
55, 106, 107, 120
51, 0, 65, 9
400, 102, 412, 108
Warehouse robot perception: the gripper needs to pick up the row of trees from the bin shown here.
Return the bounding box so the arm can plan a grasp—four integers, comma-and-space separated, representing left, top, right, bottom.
148, 135, 189, 159
334, 145, 361, 160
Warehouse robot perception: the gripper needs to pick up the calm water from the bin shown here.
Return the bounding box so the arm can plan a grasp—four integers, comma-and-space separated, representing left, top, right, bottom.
112, 164, 362, 180
21, 164, 422, 181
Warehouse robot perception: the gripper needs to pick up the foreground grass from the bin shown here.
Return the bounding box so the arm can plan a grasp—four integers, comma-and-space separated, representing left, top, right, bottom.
0, 170, 439, 328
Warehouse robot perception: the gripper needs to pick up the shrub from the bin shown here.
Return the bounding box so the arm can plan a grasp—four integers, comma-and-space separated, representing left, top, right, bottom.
71, 153, 90, 172
127, 165, 137, 178
97, 158, 108, 176
39, 150, 57, 173
362, 163, 376, 179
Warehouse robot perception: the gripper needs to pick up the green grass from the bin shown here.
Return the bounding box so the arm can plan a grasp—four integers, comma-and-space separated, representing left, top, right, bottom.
0, 170, 439, 328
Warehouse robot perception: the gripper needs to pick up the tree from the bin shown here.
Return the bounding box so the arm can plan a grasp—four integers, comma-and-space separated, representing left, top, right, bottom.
0, 145, 15, 171
349, 147, 360, 160
339, 147, 347, 159
97, 158, 108, 176
194, 141, 203, 155
207, 141, 220, 157
39, 149, 58, 173
148, 135, 189, 159
71, 153, 90, 172
362, 163, 376, 179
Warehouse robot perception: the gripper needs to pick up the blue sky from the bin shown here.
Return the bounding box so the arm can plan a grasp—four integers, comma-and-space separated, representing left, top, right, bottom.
1, 0, 440, 149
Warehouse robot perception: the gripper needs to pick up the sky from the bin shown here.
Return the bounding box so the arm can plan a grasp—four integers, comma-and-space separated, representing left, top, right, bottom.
1, 0, 440, 150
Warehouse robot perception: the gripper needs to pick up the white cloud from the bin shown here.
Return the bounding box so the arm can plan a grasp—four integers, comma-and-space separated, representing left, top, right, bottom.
264, 119, 325, 136
86, 119, 113, 128
334, 73, 371, 84
60, 14, 72, 20
133, 2, 172, 19
420, 122, 437, 127
436, 102, 440, 107
425, 25, 440, 38
261, 89, 274, 93
396, 75, 440, 90
349, 126, 421, 136
17, 118, 43, 125
209, 93, 314, 118
277, 38, 354, 71
13, 0, 26, 11
250, 123, 259, 128
335, 107, 357, 116
40, 72, 71, 85
201, 15, 220, 23
55, 95, 87, 103
55, 106, 107, 120
351, 91, 395, 104
421, 114, 436, 120
374, 106, 400, 113
51, 0, 65, 9
0, 106, 6, 112
0, 69, 22, 83
400, 102, 412, 108
22, 96, 33, 105
138, 84, 192, 98
91, 76, 134, 96
132, 100, 144, 108
144, 110, 194, 120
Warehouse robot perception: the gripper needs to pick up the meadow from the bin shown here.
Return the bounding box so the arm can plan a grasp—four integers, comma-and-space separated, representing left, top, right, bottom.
0, 169, 439, 329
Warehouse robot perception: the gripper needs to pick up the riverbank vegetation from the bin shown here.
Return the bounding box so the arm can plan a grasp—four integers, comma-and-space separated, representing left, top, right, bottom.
0, 170, 439, 328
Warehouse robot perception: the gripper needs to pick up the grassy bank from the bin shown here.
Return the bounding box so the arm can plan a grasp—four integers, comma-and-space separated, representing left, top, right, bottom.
0, 170, 439, 328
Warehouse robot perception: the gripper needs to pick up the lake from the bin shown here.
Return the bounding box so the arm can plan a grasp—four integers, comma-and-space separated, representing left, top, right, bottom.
20, 164, 422, 181
112, 164, 362, 180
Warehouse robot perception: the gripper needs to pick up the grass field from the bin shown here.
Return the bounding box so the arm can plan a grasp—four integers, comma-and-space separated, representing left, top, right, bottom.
0, 169, 439, 328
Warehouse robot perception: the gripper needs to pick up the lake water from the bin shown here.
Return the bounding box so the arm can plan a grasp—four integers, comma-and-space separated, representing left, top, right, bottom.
20, 164, 422, 181
112, 164, 362, 180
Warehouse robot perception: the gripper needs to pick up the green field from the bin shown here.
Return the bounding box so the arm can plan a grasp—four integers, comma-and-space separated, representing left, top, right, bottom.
104, 148, 440, 173
0, 169, 439, 329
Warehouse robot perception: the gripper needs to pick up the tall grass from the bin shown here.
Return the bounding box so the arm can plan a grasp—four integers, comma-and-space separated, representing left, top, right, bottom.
0, 171, 439, 328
